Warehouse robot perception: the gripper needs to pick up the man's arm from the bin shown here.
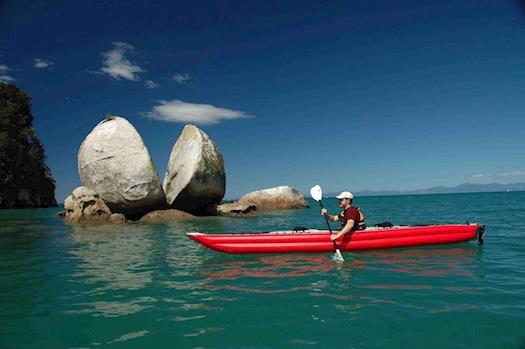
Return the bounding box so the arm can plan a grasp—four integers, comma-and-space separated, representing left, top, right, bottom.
321, 208, 340, 222
330, 219, 354, 240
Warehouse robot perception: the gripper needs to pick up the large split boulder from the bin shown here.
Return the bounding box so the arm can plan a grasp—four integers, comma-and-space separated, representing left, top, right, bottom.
239, 185, 308, 211
163, 125, 225, 215
78, 116, 166, 219
64, 186, 125, 224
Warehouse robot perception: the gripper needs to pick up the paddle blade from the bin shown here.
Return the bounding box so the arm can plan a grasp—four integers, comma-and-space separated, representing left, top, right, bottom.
310, 185, 323, 201
333, 249, 344, 263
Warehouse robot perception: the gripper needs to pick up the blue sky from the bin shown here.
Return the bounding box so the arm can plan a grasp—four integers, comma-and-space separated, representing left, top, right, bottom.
1, 0, 525, 200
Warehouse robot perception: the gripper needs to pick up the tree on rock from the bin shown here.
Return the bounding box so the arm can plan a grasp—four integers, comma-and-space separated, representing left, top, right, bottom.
0, 83, 56, 208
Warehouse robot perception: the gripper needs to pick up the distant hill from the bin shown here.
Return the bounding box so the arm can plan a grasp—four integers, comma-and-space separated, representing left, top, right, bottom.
351, 182, 525, 197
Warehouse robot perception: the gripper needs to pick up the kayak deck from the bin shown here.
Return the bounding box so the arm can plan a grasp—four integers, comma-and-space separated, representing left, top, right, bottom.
186, 224, 485, 254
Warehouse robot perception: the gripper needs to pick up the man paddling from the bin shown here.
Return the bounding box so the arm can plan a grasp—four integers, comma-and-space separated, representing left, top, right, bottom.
321, 191, 366, 241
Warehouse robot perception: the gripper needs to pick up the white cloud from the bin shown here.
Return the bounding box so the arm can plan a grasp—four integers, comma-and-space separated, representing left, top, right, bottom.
0, 75, 15, 84
0, 64, 15, 84
172, 73, 190, 84
499, 171, 525, 177
145, 80, 159, 89
145, 99, 252, 125
472, 171, 525, 178
34, 58, 54, 69
100, 42, 144, 80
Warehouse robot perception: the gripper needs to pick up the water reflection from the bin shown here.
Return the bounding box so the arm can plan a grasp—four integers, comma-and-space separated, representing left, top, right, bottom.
186, 245, 484, 324
106, 330, 149, 344
65, 296, 157, 317
194, 254, 361, 296
68, 225, 155, 292
199, 255, 338, 280
65, 224, 157, 317
358, 246, 479, 278
195, 246, 479, 284
183, 327, 223, 337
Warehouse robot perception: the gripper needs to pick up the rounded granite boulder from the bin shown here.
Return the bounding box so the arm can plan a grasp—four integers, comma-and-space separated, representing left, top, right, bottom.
239, 185, 308, 211
78, 115, 166, 219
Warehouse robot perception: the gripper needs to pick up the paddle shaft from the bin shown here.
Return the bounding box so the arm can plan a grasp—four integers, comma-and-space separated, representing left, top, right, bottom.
318, 200, 332, 232
318, 200, 339, 251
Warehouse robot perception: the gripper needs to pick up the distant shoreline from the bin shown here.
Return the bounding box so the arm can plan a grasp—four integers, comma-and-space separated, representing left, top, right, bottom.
351, 189, 525, 199
323, 182, 525, 198
223, 189, 525, 203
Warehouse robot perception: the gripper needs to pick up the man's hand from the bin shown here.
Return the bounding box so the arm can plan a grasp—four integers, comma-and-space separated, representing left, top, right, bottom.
321, 208, 328, 216
330, 233, 341, 241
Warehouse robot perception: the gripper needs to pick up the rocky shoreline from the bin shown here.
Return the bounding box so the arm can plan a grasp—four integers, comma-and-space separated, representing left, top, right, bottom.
63, 115, 308, 224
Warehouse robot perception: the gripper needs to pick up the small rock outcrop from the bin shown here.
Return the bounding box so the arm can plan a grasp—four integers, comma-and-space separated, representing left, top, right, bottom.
239, 185, 308, 211
139, 209, 195, 223
78, 116, 166, 219
107, 213, 127, 224
163, 125, 225, 215
64, 186, 125, 224
217, 202, 257, 217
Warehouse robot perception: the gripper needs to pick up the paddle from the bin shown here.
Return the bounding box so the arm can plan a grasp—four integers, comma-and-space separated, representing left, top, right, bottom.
310, 185, 344, 263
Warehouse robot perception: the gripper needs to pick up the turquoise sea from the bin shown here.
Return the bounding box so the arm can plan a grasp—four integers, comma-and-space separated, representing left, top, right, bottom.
1, 192, 524, 348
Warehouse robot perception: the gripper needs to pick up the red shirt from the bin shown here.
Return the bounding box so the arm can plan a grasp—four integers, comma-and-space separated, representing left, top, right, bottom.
338, 206, 360, 229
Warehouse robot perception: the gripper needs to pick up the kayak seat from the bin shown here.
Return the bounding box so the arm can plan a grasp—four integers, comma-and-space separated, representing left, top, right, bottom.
374, 221, 394, 228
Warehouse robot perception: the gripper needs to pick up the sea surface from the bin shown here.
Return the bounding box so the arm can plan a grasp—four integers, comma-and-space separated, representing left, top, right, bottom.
1, 192, 524, 349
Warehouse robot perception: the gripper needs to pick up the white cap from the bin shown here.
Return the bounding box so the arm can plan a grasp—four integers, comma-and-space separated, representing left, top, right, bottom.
336, 191, 353, 200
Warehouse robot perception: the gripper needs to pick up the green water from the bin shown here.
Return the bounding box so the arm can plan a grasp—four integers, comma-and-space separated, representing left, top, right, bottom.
1, 192, 524, 348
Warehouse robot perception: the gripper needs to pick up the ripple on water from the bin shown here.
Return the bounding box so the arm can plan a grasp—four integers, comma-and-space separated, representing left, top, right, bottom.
65, 296, 157, 317
67, 225, 155, 293
106, 330, 149, 344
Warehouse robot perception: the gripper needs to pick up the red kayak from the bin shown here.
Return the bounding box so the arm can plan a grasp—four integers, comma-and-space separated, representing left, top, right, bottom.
186, 224, 485, 254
